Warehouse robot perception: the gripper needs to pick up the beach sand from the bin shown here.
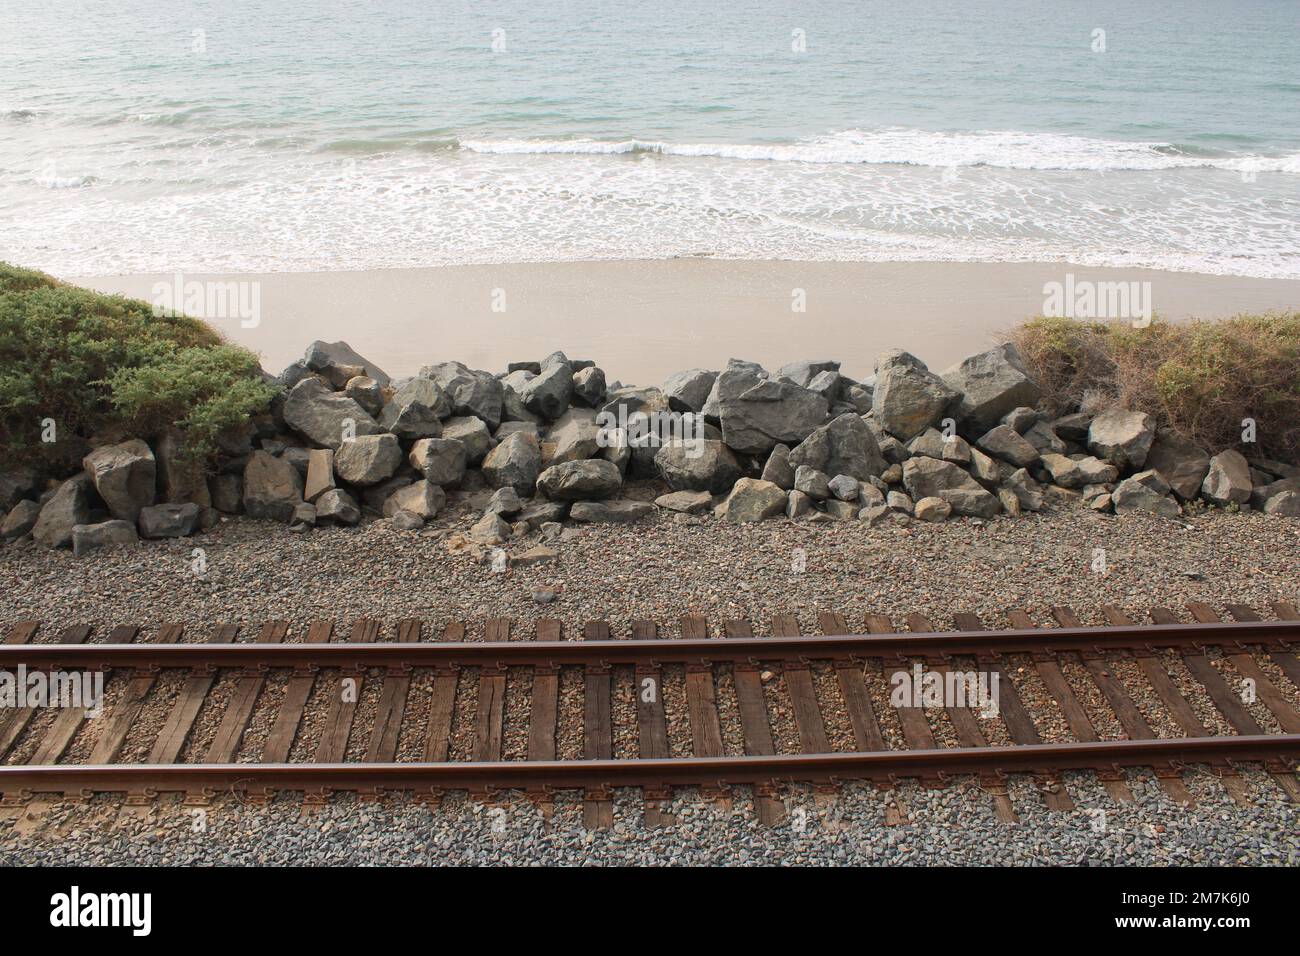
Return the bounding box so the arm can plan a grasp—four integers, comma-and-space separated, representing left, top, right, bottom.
71, 260, 1300, 384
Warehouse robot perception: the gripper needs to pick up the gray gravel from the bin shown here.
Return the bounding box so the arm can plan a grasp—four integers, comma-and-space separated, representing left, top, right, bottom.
0, 493, 1295, 865
2, 768, 1294, 865
1, 487, 1296, 639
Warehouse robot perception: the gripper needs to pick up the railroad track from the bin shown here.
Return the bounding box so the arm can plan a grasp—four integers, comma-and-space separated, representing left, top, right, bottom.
0, 601, 1297, 827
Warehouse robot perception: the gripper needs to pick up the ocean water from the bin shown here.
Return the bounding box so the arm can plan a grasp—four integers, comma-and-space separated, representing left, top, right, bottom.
2, 0, 1298, 277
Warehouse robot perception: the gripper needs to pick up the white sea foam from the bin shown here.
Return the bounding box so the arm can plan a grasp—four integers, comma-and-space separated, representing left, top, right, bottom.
5, 138, 1296, 280
461, 128, 1300, 173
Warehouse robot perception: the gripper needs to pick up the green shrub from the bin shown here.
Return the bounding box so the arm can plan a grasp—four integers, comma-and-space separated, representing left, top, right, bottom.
1011, 312, 1300, 462
0, 262, 278, 469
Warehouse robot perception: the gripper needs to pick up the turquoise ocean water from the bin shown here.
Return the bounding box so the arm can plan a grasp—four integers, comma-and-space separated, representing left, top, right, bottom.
1, 0, 1298, 276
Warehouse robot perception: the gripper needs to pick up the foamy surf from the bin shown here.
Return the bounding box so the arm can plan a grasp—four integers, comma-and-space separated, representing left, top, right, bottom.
460, 128, 1300, 173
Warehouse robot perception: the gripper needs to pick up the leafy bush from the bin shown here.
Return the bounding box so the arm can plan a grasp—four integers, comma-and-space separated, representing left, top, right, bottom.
0, 262, 278, 469
1011, 313, 1300, 462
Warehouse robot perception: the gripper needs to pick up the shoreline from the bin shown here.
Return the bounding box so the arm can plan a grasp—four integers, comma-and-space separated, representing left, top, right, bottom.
70, 260, 1300, 385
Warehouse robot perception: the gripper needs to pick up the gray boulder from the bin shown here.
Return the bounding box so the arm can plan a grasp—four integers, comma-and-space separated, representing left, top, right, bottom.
655, 440, 743, 494
243, 450, 304, 521
803, 370, 843, 403
760, 444, 795, 490
714, 369, 828, 455
570, 500, 656, 524
82, 439, 156, 523
379, 378, 451, 439
967, 447, 1012, 489
1144, 429, 1211, 500
410, 437, 468, 487
536, 459, 622, 501
788, 413, 887, 481
655, 490, 713, 514
345, 376, 384, 417
283, 377, 382, 449
975, 425, 1039, 468
828, 475, 860, 502
860, 503, 892, 525
2, 499, 42, 541
154, 428, 210, 507
72, 519, 139, 556
1088, 409, 1157, 470
496, 421, 541, 441
209, 474, 242, 514
778, 360, 840, 388
500, 380, 542, 426
0, 467, 43, 511
517, 500, 569, 528
1001, 407, 1039, 434
289, 502, 317, 529
914, 496, 952, 522
482, 432, 542, 496
485, 487, 525, 518
1112, 470, 1181, 518
390, 510, 425, 532
521, 363, 574, 421
940, 343, 1040, 432
1003, 469, 1045, 512
871, 350, 960, 440
1039, 453, 1119, 489
304, 340, 390, 388
548, 410, 602, 465
599, 387, 674, 478
361, 475, 412, 515
442, 416, 493, 464
1263, 491, 1300, 517
786, 489, 812, 518
315, 488, 360, 525
383, 480, 445, 519
1252, 477, 1300, 510
941, 435, 972, 465
600, 385, 671, 420
794, 466, 831, 500
845, 384, 873, 414
572, 366, 607, 407
281, 446, 312, 482
1201, 450, 1252, 506
906, 428, 948, 460
662, 369, 718, 414
278, 360, 313, 389
718, 478, 787, 522
304, 448, 335, 502
702, 359, 767, 422
33, 475, 95, 549
1251, 458, 1300, 480
334, 434, 402, 486
886, 491, 914, 514
824, 499, 858, 520
420, 361, 504, 429
1052, 413, 1094, 443
1021, 420, 1068, 455
902, 456, 1000, 518
138, 502, 201, 538
469, 512, 510, 545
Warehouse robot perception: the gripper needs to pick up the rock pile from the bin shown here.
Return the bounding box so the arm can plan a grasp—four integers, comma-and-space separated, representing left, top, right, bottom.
3, 339, 1297, 555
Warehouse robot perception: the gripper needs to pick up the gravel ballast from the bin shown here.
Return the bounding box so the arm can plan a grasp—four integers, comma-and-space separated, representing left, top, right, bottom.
0, 496, 1296, 866
2, 769, 1294, 866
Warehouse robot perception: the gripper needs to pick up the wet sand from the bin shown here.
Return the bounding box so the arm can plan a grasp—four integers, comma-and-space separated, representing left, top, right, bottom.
71, 260, 1300, 384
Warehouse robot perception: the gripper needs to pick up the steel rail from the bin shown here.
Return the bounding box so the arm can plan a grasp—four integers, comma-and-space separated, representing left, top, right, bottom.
1, 620, 1294, 669
0, 735, 1294, 797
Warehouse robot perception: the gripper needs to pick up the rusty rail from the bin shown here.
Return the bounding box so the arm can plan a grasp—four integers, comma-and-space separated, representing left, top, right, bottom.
1, 735, 1295, 799
1, 605, 1296, 819
2, 619, 1295, 669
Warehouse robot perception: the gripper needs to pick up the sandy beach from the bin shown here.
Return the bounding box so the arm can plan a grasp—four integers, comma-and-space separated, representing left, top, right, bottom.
71, 260, 1300, 384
